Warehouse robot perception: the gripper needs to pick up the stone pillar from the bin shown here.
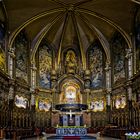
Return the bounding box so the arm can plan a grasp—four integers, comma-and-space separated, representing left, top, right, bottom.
106, 92, 111, 124
84, 70, 91, 105
105, 62, 111, 123
127, 84, 133, 129
30, 89, 36, 129
30, 63, 37, 129
51, 70, 57, 108
125, 48, 133, 129
8, 48, 15, 78
125, 48, 133, 79
30, 62, 37, 90
8, 84, 14, 128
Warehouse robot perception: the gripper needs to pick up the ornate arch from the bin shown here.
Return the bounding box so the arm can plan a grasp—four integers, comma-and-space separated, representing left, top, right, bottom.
59, 81, 82, 103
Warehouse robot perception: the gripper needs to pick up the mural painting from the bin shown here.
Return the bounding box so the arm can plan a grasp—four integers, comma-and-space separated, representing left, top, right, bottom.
36, 98, 51, 112
0, 45, 5, 71
112, 33, 126, 84
112, 95, 126, 109
15, 95, 28, 109
0, 22, 5, 41
39, 44, 52, 89
89, 99, 105, 112
135, 9, 140, 71
15, 32, 28, 83
88, 44, 103, 88
0, 22, 6, 71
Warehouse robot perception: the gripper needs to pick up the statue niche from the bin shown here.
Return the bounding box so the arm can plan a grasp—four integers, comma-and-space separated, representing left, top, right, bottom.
65, 50, 77, 74
59, 81, 82, 104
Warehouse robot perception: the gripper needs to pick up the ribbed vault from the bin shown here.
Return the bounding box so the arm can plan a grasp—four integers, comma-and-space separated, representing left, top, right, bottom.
3, 0, 135, 67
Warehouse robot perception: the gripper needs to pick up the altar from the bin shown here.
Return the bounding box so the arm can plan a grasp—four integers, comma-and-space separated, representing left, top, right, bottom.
55, 104, 88, 127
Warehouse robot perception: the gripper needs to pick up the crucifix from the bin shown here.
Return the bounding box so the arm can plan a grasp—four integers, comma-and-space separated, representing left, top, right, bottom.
69, 109, 72, 120
66, 109, 74, 120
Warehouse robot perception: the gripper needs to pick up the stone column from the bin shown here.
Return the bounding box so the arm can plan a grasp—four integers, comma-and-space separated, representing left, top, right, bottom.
8, 84, 14, 128
105, 62, 111, 123
51, 70, 57, 109
125, 48, 133, 79
125, 48, 133, 129
127, 84, 133, 129
8, 48, 15, 78
30, 63, 37, 129
30, 89, 36, 130
30, 62, 37, 90
84, 70, 91, 105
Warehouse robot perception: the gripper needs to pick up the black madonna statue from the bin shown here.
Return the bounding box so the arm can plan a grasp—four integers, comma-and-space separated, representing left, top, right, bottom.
65, 50, 77, 74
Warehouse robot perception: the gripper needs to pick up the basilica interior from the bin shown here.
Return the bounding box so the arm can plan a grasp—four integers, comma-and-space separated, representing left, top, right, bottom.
0, 0, 140, 139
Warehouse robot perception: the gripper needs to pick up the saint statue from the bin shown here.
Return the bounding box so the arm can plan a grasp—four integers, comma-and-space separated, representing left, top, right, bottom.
65, 50, 77, 73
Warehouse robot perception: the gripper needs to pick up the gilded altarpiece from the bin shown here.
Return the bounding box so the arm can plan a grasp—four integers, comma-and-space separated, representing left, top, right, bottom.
15, 31, 28, 83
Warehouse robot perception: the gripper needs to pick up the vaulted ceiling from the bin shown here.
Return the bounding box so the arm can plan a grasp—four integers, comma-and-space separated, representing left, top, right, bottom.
2, 0, 137, 64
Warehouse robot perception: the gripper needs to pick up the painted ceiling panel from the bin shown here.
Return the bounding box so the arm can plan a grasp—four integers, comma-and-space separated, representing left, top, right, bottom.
25, 12, 63, 41
75, 14, 97, 52
61, 13, 79, 50
45, 13, 66, 51
78, 0, 135, 33
4, 0, 63, 31
79, 12, 115, 40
